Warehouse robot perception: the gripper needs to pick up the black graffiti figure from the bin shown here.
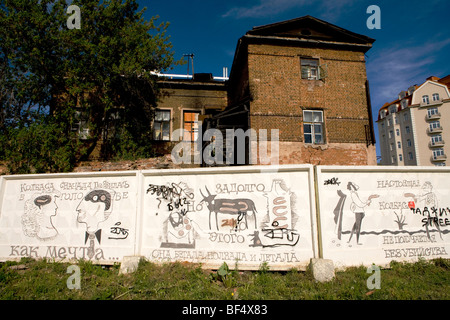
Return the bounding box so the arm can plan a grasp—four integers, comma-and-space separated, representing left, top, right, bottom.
76, 189, 113, 259
199, 186, 258, 231
347, 182, 374, 245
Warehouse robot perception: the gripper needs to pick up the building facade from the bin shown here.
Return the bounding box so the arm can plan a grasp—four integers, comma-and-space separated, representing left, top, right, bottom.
155, 16, 377, 166
377, 75, 450, 166
205, 15, 376, 166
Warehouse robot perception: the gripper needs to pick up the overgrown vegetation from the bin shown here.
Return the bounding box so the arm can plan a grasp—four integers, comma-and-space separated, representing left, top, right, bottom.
0, 0, 178, 173
0, 257, 449, 300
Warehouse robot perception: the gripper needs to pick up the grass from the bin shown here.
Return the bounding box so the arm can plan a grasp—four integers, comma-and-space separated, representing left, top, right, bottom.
0, 257, 449, 300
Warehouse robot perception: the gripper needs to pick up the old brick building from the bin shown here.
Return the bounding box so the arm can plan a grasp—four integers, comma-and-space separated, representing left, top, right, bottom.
156, 15, 377, 166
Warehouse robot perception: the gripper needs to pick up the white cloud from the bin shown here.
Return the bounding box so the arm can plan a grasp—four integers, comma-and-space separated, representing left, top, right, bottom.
221, 0, 310, 19
221, 0, 356, 20
367, 38, 450, 106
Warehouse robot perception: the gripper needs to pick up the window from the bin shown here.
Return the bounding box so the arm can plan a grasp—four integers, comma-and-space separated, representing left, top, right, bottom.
399, 154, 403, 161
405, 126, 411, 134
153, 110, 171, 141
387, 118, 392, 126
391, 155, 396, 164
396, 129, 400, 136
428, 107, 439, 117
431, 135, 443, 146
389, 105, 397, 114
401, 100, 408, 109
429, 121, 441, 132
390, 143, 394, 151
183, 111, 200, 141
432, 93, 440, 101
408, 152, 414, 160
389, 130, 394, 139
397, 142, 401, 149
303, 110, 324, 144
407, 139, 412, 147
403, 113, 409, 121
433, 148, 445, 159
301, 58, 319, 80
422, 95, 429, 104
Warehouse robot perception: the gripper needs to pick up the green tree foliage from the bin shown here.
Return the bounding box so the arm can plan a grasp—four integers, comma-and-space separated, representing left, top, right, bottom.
0, 0, 176, 173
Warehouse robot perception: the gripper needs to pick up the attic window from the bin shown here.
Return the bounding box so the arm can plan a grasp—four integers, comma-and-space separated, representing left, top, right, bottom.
301, 58, 319, 80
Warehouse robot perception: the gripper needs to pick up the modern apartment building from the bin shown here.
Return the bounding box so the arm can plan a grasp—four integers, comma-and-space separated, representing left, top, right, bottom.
377, 75, 450, 166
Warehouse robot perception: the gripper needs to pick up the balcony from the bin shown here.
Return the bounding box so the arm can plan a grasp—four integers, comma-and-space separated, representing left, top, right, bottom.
427, 126, 443, 134
426, 112, 441, 121
429, 140, 445, 148
431, 154, 447, 162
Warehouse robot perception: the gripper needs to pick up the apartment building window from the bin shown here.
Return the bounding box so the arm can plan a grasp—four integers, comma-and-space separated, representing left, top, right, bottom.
428, 107, 439, 117
429, 121, 441, 132
422, 95, 430, 104
387, 118, 392, 126
303, 110, 324, 144
403, 113, 409, 121
390, 143, 394, 151
431, 135, 443, 146
397, 142, 401, 149
391, 155, 396, 164
396, 129, 400, 136
433, 148, 445, 159
183, 111, 200, 141
389, 130, 394, 139
407, 139, 412, 147
405, 126, 411, 134
399, 154, 403, 161
432, 93, 440, 101
301, 58, 319, 80
408, 152, 414, 160
153, 110, 171, 141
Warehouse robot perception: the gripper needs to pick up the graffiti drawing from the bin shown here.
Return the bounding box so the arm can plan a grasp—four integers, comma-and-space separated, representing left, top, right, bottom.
109, 222, 129, 240
258, 180, 300, 247
160, 211, 199, 248
404, 181, 443, 240
199, 186, 258, 231
22, 191, 61, 241
76, 189, 114, 259
347, 182, 379, 244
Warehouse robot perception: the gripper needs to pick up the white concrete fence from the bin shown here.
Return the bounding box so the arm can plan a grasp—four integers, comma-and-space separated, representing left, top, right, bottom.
1, 165, 448, 270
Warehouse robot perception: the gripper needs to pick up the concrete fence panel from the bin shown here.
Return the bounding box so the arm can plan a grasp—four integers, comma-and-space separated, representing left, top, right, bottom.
316, 166, 450, 268
0, 171, 140, 264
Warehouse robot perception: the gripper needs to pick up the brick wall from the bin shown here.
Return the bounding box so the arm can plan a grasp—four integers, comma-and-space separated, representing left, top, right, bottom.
246, 42, 375, 165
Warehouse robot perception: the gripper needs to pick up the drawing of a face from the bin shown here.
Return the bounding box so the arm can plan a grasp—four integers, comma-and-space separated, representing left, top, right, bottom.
76, 190, 112, 232
22, 193, 60, 240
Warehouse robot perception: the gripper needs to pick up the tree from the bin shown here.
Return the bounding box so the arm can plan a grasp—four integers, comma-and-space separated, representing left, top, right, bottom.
0, 0, 177, 172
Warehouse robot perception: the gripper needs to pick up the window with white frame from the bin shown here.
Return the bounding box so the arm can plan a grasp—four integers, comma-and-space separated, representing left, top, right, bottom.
422, 95, 430, 104
433, 148, 445, 159
301, 58, 319, 80
428, 107, 439, 117
399, 154, 403, 161
432, 93, 440, 101
429, 121, 441, 132
397, 141, 401, 149
153, 110, 171, 141
396, 128, 400, 136
431, 135, 443, 146
303, 110, 324, 144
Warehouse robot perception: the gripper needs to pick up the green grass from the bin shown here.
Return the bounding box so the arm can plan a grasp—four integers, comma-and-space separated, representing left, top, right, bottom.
0, 257, 449, 300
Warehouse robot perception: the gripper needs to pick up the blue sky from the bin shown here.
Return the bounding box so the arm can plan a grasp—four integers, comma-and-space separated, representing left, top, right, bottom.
140, 0, 450, 157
